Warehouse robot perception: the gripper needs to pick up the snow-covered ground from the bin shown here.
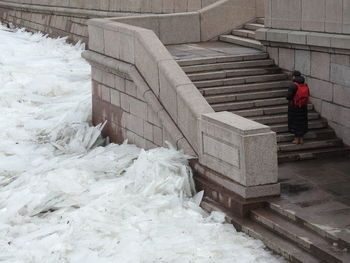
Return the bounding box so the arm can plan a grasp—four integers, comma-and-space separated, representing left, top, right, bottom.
0, 25, 285, 263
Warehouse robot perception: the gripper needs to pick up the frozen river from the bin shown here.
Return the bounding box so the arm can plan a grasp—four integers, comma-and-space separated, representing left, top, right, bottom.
0, 25, 285, 263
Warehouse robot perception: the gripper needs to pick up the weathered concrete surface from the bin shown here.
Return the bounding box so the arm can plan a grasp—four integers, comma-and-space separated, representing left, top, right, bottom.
201, 157, 350, 262
274, 156, 350, 248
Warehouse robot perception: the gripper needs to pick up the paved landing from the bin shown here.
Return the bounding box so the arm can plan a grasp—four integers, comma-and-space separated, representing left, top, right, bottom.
275, 156, 350, 245
166, 41, 261, 60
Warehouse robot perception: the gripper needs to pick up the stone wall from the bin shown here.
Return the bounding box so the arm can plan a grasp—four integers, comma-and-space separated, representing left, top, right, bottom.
0, 7, 90, 43
84, 51, 196, 154
0, 0, 218, 43
1, 0, 218, 14
257, 0, 350, 146
265, 0, 350, 34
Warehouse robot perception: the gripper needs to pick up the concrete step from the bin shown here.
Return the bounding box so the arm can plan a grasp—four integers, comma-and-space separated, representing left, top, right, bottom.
219, 35, 264, 50
256, 17, 265, 25
278, 146, 350, 163
270, 119, 328, 133
232, 29, 256, 39
182, 59, 274, 74
200, 80, 290, 96
251, 208, 350, 263
278, 138, 343, 152
212, 97, 286, 112
244, 22, 265, 31
234, 104, 314, 117
194, 73, 288, 88
250, 112, 320, 125
277, 128, 336, 143
207, 89, 287, 104
176, 53, 268, 67
188, 66, 281, 81
269, 201, 350, 251
201, 199, 321, 263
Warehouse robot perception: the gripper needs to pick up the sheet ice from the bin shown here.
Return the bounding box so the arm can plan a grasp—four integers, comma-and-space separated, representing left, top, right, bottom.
0, 25, 285, 262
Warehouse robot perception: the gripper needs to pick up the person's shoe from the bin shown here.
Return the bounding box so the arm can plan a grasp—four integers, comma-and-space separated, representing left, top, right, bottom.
299, 138, 304, 144
292, 138, 300, 144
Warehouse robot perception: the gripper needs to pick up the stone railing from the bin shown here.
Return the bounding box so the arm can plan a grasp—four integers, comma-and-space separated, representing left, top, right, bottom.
83, 17, 279, 202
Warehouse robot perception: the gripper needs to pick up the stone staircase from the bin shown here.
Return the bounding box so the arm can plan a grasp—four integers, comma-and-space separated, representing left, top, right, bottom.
219, 17, 265, 50
202, 198, 350, 263
177, 52, 350, 162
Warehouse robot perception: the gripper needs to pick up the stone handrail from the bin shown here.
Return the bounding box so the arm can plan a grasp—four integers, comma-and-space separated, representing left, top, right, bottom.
87, 18, 214, 153
86, 16, 279, 198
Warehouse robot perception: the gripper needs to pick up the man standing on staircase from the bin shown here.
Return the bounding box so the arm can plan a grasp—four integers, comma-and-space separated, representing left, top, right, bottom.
287, 71, 309, 144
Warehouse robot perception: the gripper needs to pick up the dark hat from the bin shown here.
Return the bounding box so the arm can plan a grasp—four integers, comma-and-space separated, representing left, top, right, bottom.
292, 70, 301, 77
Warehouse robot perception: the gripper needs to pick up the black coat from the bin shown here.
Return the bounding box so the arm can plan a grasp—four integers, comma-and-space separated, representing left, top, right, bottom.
287, 76, 308, 137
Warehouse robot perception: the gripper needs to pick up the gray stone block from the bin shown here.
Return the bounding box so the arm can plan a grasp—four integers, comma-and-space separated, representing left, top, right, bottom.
267, 29, 288, 42
331, 35, 350, 50
271, 0, 302, 30
255, 28, 268, 40
330, 63, 350, 87
278, 48, 295, 71
159, 13, 200, 44
307, 78, 333, 102
88, 25, 104, 53
143, 121, 154, 141
310, 51, 330, 81
331, 54, 350, 66
153, 125, 163, 146
127, 114, 144, 137
325, 0, 343, 33
110, 89, 120, 107
307, 32, 331, 47
267, 47, 279, 64
101, 85, 110, 102
287, 31, 307, 45
343, 0, 350, 34
177, 84, 213, 153
119, 32, 135, 64
199, 111, 278, 188
114, 75, 126, 92
104, 29, 120, 59
333, 84, 350, 108
129, 96, 148, 120
295, 49, 311, 75
120, 93, 130, 112
125, 80, 137, 97
301, 0, 325, 32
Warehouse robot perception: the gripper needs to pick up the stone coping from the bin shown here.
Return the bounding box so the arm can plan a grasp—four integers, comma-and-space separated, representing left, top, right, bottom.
0, 1, 141, 18
256, 28, 350, 52
202, 112, 271, 136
